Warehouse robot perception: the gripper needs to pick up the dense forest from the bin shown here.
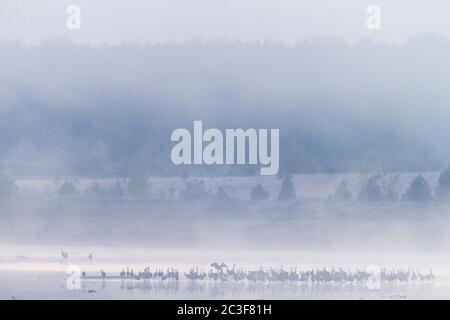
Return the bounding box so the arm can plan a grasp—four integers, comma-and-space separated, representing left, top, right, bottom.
1, 35, 450, 176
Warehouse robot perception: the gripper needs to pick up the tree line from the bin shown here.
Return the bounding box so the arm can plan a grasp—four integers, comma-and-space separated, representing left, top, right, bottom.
2, 168, 450, 204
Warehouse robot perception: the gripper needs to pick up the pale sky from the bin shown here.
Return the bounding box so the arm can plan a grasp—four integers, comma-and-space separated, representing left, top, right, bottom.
1, 0, 450, 45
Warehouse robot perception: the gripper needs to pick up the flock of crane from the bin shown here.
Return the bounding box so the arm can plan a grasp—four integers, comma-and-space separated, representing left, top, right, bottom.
80, 261, 435, 283
60, 250, 435, 283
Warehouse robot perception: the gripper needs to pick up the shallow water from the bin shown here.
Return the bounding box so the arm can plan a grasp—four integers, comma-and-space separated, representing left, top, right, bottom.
0, 246, 449, 299
0, 271, 446, 299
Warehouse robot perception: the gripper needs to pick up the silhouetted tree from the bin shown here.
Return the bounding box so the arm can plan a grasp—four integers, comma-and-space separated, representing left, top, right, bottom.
402, 175, 433, 203
110, 179, 125, 196
380, 173, 399, 201
331, 179, 352, 201
250, 183, 269, 200
179, 179, 211, 201
436, 167, 450, 201
168, 183, 177, 199
59, 180, 77, 195
215, 186, 230, 201
359, 174, 382, 202
277, 174, 296, 200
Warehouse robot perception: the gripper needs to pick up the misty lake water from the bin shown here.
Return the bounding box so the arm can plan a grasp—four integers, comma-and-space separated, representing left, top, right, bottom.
1, 246, 449, 299
0, 272, 445, 299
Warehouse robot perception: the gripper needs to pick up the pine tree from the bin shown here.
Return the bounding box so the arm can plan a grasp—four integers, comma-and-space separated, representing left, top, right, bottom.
436, 167, 450, 201
359, 174, 382, 202
250, 183, 269, 200
277, 174, 296, 200
402, 175, 433, 203
179, 179, 210, 200
215, 186, 230, 200
380, 173, 399, 201
59, 180, 77, 195
332, 179, 352, 201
